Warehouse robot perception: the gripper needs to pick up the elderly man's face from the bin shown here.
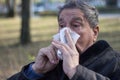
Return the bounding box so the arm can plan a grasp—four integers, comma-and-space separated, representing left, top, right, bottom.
58, 8, 99, 54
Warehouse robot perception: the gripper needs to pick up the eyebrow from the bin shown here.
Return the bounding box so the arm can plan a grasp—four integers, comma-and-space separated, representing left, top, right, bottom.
72, 17, 83, 22
58, 17, 84, 23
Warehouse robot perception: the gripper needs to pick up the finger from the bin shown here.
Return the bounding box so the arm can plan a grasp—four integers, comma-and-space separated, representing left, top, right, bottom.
52, 40, 70, 51
40, 48, 56, 64
52, 41, 70, 57
46, 51, 57, 64
65, 29, 75, 49
49, 45, 59, 62
51, 40, 59, 52
52, 41, 74, 62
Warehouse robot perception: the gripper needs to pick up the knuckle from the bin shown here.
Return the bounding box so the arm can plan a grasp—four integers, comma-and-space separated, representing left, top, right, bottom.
39, 48, 45, 53
38, 48, 48, 56
71, 53, 79, 57
47, 46, 52, 51
60, 45, 64, 50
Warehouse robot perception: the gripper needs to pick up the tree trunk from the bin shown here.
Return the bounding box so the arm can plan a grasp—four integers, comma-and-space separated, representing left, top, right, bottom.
106, 0, 117, 7
65, 0, 69, 3
20, 0, 31, 45
6, 0, 15, 17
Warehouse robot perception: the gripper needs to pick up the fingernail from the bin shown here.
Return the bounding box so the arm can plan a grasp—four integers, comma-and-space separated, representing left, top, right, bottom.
51, 60, 55, 63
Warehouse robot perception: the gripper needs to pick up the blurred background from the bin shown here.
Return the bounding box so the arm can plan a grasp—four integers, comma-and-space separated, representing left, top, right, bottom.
0, 0, 120, 80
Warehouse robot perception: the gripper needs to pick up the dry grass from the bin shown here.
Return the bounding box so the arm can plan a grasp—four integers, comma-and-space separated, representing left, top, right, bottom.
98, 18, 120, 50
0, 16, 120, 80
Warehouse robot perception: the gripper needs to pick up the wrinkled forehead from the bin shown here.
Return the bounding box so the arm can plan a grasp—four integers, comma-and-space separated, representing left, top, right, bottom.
58, 8, 85, 22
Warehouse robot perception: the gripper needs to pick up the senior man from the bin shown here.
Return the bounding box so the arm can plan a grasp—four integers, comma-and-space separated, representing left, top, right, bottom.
8, 0, 120, 80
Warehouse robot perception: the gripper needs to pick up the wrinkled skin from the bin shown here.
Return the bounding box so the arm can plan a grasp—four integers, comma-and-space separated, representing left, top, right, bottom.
32, 8, 99, 79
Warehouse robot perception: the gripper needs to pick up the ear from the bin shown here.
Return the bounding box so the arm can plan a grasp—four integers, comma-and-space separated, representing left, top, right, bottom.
92, 25, 99, 42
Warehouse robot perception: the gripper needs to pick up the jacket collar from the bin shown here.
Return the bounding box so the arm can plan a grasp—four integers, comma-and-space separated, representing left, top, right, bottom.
80, 40, 111, 64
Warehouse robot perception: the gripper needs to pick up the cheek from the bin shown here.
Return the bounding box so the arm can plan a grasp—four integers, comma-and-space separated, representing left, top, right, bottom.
76, 29, 94, 46
76, 31, 94, 53
82, 30, 94, 42
73, 28, 81, 35
79, 28, 94, 39
74, 27, 94, 44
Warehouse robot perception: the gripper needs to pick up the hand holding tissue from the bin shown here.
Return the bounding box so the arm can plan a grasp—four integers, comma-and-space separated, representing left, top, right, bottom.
53, 27, 80, 60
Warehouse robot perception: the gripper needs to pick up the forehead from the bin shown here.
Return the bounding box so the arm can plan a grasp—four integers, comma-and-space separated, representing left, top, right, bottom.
59, 8, 84, 21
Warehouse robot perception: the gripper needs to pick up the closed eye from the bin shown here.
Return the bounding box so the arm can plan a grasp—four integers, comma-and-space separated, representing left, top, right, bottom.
72, 23, 82, 28
59, 24, 65, 29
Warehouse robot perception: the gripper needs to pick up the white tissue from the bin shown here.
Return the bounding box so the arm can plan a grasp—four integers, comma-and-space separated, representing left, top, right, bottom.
53, 27, 80, 60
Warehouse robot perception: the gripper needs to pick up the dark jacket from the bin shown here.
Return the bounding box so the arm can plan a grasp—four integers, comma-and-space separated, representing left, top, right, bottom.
8, 40, 120, 80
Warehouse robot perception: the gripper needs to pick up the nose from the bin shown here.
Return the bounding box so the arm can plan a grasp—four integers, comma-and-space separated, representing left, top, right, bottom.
65, 24, 74, 31
66, 24, 71, 28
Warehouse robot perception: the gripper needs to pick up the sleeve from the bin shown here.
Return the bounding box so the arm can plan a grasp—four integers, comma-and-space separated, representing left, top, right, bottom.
71, 65, 110, 80
24, 63, 44, 80
7, 63, 44, 80
70, 52, 120, 80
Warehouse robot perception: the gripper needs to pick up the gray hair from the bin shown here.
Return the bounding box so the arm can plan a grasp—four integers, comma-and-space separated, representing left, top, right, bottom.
58, 0, 99, 28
